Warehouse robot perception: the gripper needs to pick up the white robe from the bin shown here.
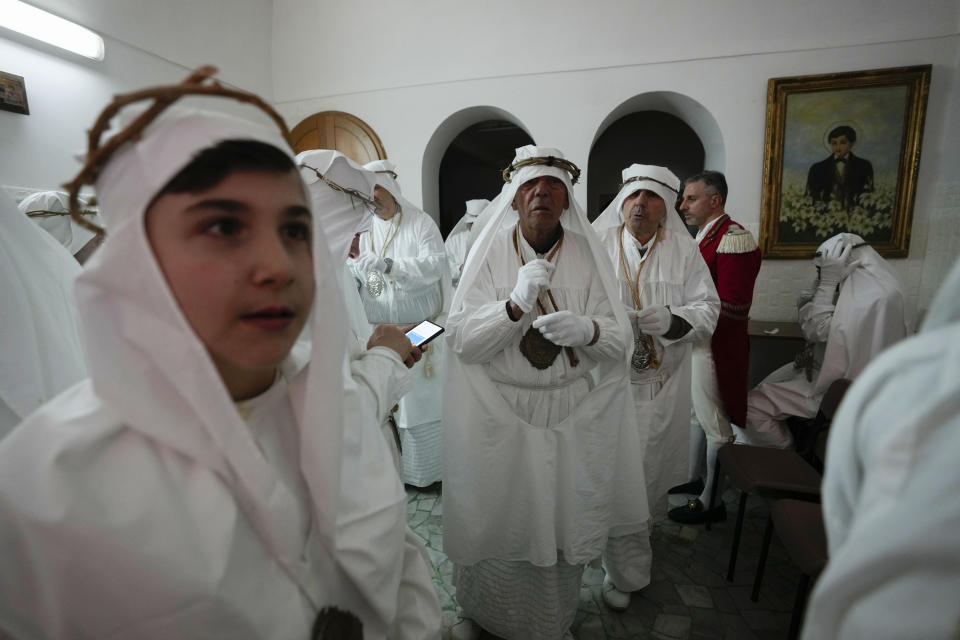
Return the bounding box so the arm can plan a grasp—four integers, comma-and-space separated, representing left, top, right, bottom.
743, 245, 907, 448
445, 229, 469, 286
596, 225, 719, 503
348, 207, 450, 486
801, 257, 960, 639
444, 226, 647, 566
0, 191, 86, 438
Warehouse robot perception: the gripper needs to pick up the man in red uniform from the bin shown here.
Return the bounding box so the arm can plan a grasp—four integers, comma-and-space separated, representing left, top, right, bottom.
669, 171, 761, 524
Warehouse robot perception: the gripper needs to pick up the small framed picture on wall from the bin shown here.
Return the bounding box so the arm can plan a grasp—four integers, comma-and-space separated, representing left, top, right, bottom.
759, 65, 931, 258
0, 71, 30, 115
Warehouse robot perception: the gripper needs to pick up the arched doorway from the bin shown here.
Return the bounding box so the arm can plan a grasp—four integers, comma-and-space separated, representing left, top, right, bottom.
588, 92, 724, 222
290, 111, 386, 164
437, 120, 534, 236
421, 106, 534, 237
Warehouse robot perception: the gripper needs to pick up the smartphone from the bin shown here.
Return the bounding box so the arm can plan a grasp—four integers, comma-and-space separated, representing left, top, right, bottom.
406, 320, 444, 348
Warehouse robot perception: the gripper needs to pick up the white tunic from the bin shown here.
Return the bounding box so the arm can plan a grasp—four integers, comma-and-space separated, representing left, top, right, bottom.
445, 229, 469, 286
801, 257, 960, 640
444, 225, 648, 566
596, 225, 719, 501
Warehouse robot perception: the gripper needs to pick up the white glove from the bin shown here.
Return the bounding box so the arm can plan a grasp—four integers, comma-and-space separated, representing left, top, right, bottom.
814, 242, 851, 288
636, 305, 672, 336
510, 259, 555, 313
532, 310, 595, 347
357, 253, 387, 273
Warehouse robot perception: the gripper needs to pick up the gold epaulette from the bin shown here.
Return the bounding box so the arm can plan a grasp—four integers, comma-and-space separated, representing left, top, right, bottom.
717, 227, 758, 254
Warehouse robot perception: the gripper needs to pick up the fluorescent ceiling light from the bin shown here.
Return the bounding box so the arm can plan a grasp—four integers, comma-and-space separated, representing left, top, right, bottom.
0, 0, 104, 60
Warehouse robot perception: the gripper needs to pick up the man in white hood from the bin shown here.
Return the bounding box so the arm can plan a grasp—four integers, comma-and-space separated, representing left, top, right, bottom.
0, 70, 438, 640
742, 232, 907, 448
445, 198, 489, 286
0, 191, 86, 438
443, 146, 649, 640
348, 160, 452, 487
593, 164, 719, 610
18, 190, 105, 263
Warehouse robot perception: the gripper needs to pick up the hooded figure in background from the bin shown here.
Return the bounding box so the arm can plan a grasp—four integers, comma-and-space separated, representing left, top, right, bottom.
445, 198, 489, 286
297, 149, 442, 639
742, 232, 907, 448
801, 256, 960, 639
347, 159, 452, 487
443, 146, 648, 640
0, 90, 435, 639
592, 164, 719, 611
18, 190, 105, 263
0, 191, 86, 438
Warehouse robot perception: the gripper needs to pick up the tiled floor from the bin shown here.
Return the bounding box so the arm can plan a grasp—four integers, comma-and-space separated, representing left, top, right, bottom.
406, 484, 803, 640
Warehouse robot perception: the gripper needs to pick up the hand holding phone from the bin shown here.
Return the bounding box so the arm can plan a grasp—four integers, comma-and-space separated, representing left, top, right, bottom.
405, 320, 444, 348
367, 324, 424, 368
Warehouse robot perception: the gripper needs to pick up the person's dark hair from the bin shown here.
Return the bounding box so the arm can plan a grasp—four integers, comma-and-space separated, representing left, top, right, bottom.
684, 170, 728, 205
828, 125, 857, 143
153, 139, 295, 199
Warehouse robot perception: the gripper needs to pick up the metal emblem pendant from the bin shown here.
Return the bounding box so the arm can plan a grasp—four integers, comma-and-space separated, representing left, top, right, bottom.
519, 326, 563, 370
365, 270, 385, 297
631, 334, 660, 372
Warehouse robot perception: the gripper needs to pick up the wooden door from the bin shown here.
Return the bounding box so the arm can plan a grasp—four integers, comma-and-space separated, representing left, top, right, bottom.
290, 111, 387, 164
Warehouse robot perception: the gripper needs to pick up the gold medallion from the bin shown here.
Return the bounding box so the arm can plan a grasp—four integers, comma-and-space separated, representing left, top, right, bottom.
365, 270, 385, 297
519, 326, 563, 370
631, 333, 660, 372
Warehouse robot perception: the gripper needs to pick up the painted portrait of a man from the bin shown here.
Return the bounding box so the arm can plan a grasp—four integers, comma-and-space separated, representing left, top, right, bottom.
806, 124, 874, 209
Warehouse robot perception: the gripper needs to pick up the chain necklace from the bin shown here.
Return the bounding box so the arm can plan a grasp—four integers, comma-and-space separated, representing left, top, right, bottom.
364, 206, 403, 298
512, 225, 579, 369
618, 224, 662, 371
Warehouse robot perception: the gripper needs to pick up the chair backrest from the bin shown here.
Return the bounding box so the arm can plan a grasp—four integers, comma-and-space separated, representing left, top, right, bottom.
797, 378, 852, 470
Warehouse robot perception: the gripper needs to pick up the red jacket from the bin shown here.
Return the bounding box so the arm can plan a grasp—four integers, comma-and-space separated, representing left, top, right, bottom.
698, 214, 762, 427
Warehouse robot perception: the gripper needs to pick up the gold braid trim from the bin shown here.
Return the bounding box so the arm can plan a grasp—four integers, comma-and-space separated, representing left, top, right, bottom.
62, 65, 292, 236
502, 156, 581, 185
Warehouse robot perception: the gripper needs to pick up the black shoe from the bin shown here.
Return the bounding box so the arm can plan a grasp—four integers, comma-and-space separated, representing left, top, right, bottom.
667, 478, 705, 495
668, 498, 726, 525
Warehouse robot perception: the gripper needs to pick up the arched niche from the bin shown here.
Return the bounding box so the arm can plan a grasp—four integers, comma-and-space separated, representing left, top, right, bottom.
588, 92, 724, 219
290, 111, 386, 164
421, 106, 534, 236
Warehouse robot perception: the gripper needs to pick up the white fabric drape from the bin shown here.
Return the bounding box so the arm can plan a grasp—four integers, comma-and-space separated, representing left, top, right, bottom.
0, 191, 86, 438
801, 256, 960, 639
17, 190, 104, 255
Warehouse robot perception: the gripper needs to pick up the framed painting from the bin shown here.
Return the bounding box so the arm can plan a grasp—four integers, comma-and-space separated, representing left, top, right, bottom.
760, 65, 931, 258
0, 71, 30, 115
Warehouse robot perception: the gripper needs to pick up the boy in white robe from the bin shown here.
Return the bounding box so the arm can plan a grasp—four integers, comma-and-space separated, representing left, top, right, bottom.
444, 146, 649, 640
742, 233, 907, 448
445, 198, 488, 286
348, 160, 452, 487
0, 71, 438, 640
593, 164, 719, 610
801, 256, 960, 639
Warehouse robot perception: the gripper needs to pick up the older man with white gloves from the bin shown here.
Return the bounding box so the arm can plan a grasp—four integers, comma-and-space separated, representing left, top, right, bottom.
348, 160, 452, 486
742, 233, 907, 448
593, 164, 719, 611
444, 146, 648, 640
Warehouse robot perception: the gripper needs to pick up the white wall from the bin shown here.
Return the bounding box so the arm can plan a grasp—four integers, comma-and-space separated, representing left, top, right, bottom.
1, 0, 272, 194
272, 1, 960, 324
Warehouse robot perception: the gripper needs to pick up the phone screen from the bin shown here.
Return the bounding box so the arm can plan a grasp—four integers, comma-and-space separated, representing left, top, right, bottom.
406, 320, 444, 347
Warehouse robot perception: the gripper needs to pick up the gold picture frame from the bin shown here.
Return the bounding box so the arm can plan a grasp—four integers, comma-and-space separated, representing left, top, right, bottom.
760, 65, 931, 258
0, 71, 30, 115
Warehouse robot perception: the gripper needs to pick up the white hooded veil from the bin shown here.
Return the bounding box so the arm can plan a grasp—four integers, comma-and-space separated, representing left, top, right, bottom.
444, 145, 649, 566
17, 190, 104, 255
0, 190, 86, 433
812, 233, 907, 395
448, 198, 489, 238
592, 163, 687, 235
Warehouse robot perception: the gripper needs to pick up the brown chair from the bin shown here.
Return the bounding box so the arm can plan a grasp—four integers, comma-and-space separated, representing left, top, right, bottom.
705, 378, 852, 583
753, 499, 828, 640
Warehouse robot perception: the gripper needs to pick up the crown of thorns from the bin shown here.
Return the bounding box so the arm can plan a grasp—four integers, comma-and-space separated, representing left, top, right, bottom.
62, 66, 292, 236
619, 175, 679, 193
299, 163, 376, 210
502, 156, 581, 185
26, 208, 98, 219
373, 169, 398, 180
